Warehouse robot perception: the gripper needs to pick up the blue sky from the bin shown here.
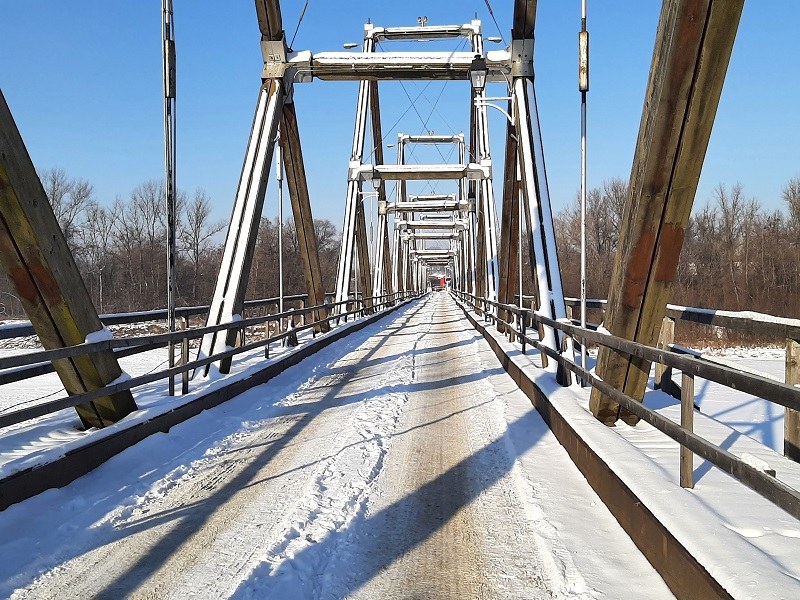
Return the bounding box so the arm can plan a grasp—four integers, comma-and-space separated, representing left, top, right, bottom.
1, 2, 797, 227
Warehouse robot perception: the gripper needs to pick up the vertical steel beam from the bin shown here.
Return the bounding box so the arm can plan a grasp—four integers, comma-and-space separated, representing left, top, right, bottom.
513, 78, 570, 380
354, 185, 374, 310
280, 100, 330, 332
199, 80, 283, 373
590, 0, 744, 424
369, 83, 393, 298
334, 33, 376, 311
0, 91, 136, 428
471, 29, 499, 304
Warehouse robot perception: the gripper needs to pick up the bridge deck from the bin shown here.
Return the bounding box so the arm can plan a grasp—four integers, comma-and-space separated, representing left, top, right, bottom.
0, 293, 671, 598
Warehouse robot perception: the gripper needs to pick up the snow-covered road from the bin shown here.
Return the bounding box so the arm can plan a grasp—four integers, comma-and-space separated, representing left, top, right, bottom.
0, 293, 672, 599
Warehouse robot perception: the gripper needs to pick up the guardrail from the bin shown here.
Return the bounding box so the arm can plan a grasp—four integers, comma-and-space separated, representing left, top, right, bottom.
452, 289, 800, 522
0, 290, 419, 431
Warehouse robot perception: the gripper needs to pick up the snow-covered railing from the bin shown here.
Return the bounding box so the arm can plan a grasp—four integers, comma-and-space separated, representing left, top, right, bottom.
0, 291, 419, 431
0, 294, 311, 340
561, 296, 800, 341
453, 290, 800, 522
0, 294, 313, 387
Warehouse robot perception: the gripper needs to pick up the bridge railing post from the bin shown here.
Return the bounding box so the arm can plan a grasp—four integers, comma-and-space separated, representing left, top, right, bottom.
680, 372, 695, 489
655, 317, 675, 390
181, 314, 189, 395
520, 309, 527, 354
786, 338, 800, 462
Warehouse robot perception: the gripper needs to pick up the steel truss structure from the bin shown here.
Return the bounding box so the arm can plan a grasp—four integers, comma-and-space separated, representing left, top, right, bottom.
193, 0, 571, 379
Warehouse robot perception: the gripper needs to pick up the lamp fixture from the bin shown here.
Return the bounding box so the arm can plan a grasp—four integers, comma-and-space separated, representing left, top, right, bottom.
469, 55, 488, 91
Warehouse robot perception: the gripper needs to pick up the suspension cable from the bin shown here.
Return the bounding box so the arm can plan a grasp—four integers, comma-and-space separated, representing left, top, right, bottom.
483, 0, 507, 46
289, 0, 309, 48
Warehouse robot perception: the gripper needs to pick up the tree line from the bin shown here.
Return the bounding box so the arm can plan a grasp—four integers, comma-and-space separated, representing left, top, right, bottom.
554, 176, 800, 320
1, 167, 797, 323
0, 168, 341, 318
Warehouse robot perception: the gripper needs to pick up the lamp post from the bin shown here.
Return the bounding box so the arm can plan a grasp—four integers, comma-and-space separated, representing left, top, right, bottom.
276, 130, 284, 325
579, 0, 589, 384
161, 0, 177, 395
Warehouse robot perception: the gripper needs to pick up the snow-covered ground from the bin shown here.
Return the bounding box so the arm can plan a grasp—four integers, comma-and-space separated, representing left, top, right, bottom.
0, 295, 796, 598
0, 295, 674, 599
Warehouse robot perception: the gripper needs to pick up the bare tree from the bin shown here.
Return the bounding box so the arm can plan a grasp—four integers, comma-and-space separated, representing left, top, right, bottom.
180, 189, 224, 302
39, 167, 95, 249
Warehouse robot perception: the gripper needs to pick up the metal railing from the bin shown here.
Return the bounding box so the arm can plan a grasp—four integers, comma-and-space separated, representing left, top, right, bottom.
0, 291, 419, 431
452, 289, 800, 521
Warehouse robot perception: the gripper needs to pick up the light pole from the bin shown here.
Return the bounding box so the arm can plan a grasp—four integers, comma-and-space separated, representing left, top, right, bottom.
161, 0, 177, 395
276, 131, 284, 326
579, 0, 589, 384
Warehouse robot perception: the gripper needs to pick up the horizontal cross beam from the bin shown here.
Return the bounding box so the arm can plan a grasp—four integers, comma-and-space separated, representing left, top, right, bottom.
396, 219, 467, 230
401, 232, 460, 240
410, 249, 457, 257
288, 51, 511, 82
368, 23, 479, 41
351, 162, 490, 182
391, 200, 470, 213
398, 134, 465, 144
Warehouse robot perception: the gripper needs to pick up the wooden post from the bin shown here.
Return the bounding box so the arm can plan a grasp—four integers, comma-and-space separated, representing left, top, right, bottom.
590, 0, 744, 425
654, 316, 675, 388
496, 122, 520, 335
181, 315, 189, 395
354, 186, 374, 312
280, 102, 331, 332
680, 372, 695, 488
785, 338, 800, 461
369, 83, 393, 300
0, 90, 136, 429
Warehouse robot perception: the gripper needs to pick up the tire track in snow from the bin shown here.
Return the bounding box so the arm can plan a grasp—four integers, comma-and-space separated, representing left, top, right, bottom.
233, 298, 435, 599
9, 300, 433, 599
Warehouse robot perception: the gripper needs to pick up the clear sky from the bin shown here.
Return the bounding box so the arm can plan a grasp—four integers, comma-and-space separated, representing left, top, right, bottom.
1, 2, 798, 228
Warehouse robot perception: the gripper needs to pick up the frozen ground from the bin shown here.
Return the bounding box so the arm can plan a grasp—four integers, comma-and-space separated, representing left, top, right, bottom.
0, 294, 673, 599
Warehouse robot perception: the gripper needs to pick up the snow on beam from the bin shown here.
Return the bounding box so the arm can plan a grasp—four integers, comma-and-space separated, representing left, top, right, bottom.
369, 23, 479, 41
351, 162, 491, 182
288, 50, 511, 82
396, 220, 467, 231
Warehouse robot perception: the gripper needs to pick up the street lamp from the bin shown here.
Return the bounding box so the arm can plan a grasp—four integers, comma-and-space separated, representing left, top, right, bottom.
469, 55, 488, 92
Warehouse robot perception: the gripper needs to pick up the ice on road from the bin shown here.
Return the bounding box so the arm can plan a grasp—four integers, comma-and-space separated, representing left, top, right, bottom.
1, 293, 671, 599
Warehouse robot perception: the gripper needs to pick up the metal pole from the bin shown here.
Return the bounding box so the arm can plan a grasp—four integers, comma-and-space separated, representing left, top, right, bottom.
277, 132, 284, 328
162, 0, 177, 396
579, 0, 589, 385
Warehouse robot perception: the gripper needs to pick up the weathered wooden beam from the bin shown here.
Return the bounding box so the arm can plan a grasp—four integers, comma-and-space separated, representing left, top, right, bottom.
590, 0, 744, 425
254, 0, 283, 40
280, 101, 330, 332
786, 339, 800, 461
369, 82, 393, 297
496, 119, 520, 333
512, 0, 537, 38
0, 91, 136, 429
353, 184, 373, 310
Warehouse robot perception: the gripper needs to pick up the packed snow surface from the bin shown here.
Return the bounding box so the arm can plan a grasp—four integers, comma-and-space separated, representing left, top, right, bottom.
0, 294, 672, 599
